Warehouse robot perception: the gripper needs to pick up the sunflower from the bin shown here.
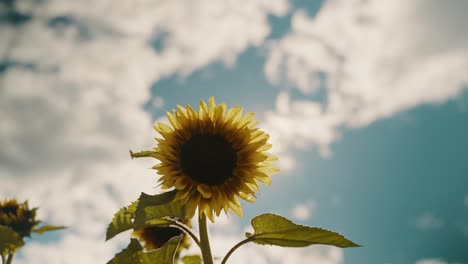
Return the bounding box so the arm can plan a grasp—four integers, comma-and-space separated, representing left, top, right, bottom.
0, 199, 39, 238
152, 97, 278, 221
132, 218, 191, 256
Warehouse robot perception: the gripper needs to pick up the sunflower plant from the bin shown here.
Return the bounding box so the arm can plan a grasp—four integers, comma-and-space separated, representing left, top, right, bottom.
106, 97, 360, 264
0, 199, 65, 264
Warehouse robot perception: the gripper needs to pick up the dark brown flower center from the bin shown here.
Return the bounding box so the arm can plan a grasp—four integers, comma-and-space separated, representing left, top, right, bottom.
138, 226, 183, 250
180, 134, 237, 186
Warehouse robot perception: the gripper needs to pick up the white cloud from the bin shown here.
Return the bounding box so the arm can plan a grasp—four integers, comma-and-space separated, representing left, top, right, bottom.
0, 0, 289, 175
264, 0, 468, 157
415, 259, 448, 264
151, 96, 165, 109
290, 200, 317, 221
0, 0, 289, 263
415, 212, 444, 230
263, 92, 338, 157
16, 233, 126, 264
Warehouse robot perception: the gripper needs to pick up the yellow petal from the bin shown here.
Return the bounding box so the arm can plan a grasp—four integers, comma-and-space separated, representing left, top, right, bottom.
205, 209, 215, 222
175, 187, 193, 203
229, 202, 243, 217
254, 173, 272, 185
199, 100, 208, 116
175, 177, 189, 189
214, 103, 226, 123
155, 122, 173, 134
237, 112, 255, 128
257, 143, 272, 152
226, 106, 243, 123
176, 105, 188, 117
258, 166, 280, 175
264, 153, 278, 162
167, 112, 179, 129
238, 191, 255, 203
186, 104, 197, 119
185, 199, 197, 219
197, 184, 213, 199
208, 96, 216, 113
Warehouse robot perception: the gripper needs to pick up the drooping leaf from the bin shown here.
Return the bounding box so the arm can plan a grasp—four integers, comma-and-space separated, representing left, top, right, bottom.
106, 239, 143, 264
32, 225, 66, 235
133, 191, 185, 228
247, 214, 360, 248
142, 236, 182, 264
0, 225, 25, 255
106, 236, 182, 264
182, 255, 202, 264
106, 200, 139, 241
130, 150, 156, 159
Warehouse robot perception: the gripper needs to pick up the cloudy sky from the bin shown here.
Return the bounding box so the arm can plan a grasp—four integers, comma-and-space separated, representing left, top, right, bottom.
1, 0, 467, 263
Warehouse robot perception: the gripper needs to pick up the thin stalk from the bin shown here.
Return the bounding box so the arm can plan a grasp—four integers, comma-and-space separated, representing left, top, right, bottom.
1, 254, 5, 264
198, 214, 213, 264
169, 220, 201, 248
5, 254, 13, 264
221, 236, 256, 264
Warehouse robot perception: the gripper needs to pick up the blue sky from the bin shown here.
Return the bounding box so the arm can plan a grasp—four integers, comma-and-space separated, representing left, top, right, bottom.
149, 38, 468, 264
1, 0, 468, 263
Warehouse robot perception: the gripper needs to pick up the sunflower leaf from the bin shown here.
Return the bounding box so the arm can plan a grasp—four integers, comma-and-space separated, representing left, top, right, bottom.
106, 200, 139, 241
106, 236, 182, 264
0, 225, 25, 255
141, 235, 182, 264
133, 191, 185, 228
32, 225, 66, 234
182, 255, 202, 264
129, 150, 156, 159
248, 213, 361, 248
106, 239, 143, 264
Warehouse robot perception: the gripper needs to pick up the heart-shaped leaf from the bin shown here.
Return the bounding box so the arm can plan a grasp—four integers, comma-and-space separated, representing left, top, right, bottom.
133, 191, 185, 228
247, 213, 360, 248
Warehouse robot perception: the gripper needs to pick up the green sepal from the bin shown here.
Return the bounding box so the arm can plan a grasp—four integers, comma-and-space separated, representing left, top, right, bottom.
0, 225, 25, 255
133, 191, 186, 228
182, 255, 202, 264
106, 236, 182, 264
247, 213, 361, 248
106, 200, 139, 241
129, 150, 156, 159
32, 225, 66, 235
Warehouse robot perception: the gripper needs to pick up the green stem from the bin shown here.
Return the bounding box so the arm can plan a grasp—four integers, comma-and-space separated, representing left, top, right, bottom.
198, 214, 213, 264
6, 254, 13, 264
169, 220, 201, 248
221, 236, 256, 264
